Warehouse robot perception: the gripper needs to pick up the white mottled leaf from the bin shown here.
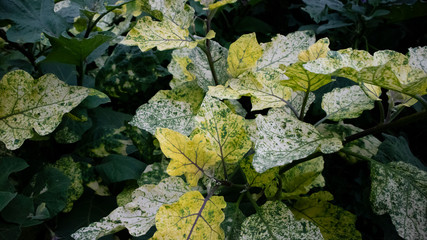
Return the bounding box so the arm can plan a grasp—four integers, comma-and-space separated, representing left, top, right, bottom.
0, 70, 91, 150
370, 161, 427, 240
408, 46, 427, 73
71, 177, 191, 240
256, 31, 315, 70
253, 109, 342, 173
321, 85, 374, 121
239, 201, 323, 240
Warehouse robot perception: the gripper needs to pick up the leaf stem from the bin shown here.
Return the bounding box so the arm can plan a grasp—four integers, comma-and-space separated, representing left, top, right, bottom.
201, 9, 220, 86
414, 94, 427, 110
299, 90, 310, 120
245, 191, 278, 240
339, 148, 374, 163
376, 101, 385, 124
314, 115, 329, 127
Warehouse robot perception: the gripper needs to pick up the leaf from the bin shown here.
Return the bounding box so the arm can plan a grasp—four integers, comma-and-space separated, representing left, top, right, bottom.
317, 123, 381, 161
137, 160, 170, 186
152, 191, 226, 240
54, 108, 93, 144
370, 161, 427, 240
227, 33, 263, 78
96, 154, 146, 183
282, 62, 332, 92
252, 109, 342, 173
221, 202, 245, 240
51, 156, 84, 212
71, 177, 191, 239
96, 45, 168, 99
408, 46, 427, 73
290, 191, 362, 240
229, 70, 293, 111
0, 194, 38, 226
44, 34, 113, 66
302, 0, 345, 23
167, 40, 229, 91
155, 128, 219, 186
0, 0, 69, 42
195, 96, 252, 164
280, 157, 325, 199
0, 220, 21, 240
0, 157, 28, 192
256, 31, 315, 70
0, 70, 91, 150
0, 192, 16, 212
298, 38, 330, 62
321, 85, 375, 121
207, 85, 242, 100
239, 201, 323, 239
375, 134, 427, 171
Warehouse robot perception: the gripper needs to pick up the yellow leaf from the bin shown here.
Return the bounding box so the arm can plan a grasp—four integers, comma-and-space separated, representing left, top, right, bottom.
282, 62, 332, 92
153, 191, 226, 240
155, 128, 219, 186
298, 38, 330, 62
227, 33, 263, 77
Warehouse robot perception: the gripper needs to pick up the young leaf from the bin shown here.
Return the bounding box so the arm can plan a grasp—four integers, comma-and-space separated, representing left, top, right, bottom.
155, 128, 219, 186
321, 85, 374, 121
290, 191, 362, 240
239, 201, 323, 239
228, 70, 293, 111
71, 177, 191, 239
256, 31, 315, 70
252, 110, 342, 173
0, 70, 92, 150
152, 191, 226, 239
280, 157, 325, 199
227, 33, 263, 78
196, 96, 252, 164
0, 0, 68, 42
370, 161, 427, 240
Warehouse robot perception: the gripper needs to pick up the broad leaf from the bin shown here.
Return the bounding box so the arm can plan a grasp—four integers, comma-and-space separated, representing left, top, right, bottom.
375, 134, 426, 171
196, 96, 252, 164
321, 85, 374, 121
51, 156, 84, 212
0, 70, 91, 150
44, 34, 113, 66
291, 191, 362, 240
252, 109, 342, 173
155, 128, 219, 186
167, 41, 229, 91
302, 0, 345, 23
196, 0, 237, 10
240, 155, 279, 198
229, 70, 293, 111
96, 154, 146, 183
370, 161, 427, 240
282, 62, 332, 93
137, 160, 170, 186
280, 156, 325, 199
298, 38, 330, 62
0, 192, 16, 212
227, 33, 263, 78
152, 191, 226, 239
0, 0, 68, 43
221, 202, 245, 240
0, 157, 28, 192
239, 201, 323, 239
256, 31, 315, 70
71, 177, 191, 239
54, 108, 93, 144
408, 46, 427, 72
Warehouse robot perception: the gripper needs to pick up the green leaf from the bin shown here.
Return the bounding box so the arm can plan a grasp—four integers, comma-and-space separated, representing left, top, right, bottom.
227, 33, 263, 78
375, 134, 426, 171
321, 85, 375, 121
230, 69, 294, 111
137, 160, 170, 186
290, 191, 362, 240
155, 128, 219, 186
167, 40, 229, 91
0, 70, 91, 150
256, 31, 315, 70
0, 157, 28, 192
72, 177, 191, 239
0, 221, 21, 240
96, 45, 168, 99
0, 0, 69, 42
0, 192, 16, 212
282, 61, 332, 93
302, 0, 345, 23
0, 194, 37, 226
221, 202, 245, 240
44, 34, 113, 66
51, 156, 84, 212
96, 154, 146, 183
152, 191, 226, 239
54, 108, 93, 144
280, 157, 325, 199
370, 161, 427, 239
239, 201, 323, 239
252, 109, 342, 173
196, 96, 252, 164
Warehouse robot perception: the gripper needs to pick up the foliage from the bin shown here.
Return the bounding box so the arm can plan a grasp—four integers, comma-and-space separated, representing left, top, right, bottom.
0, 0, 426, 240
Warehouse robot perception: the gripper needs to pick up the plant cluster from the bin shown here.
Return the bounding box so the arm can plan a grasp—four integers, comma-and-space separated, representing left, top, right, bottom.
0, 0, 426, 240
